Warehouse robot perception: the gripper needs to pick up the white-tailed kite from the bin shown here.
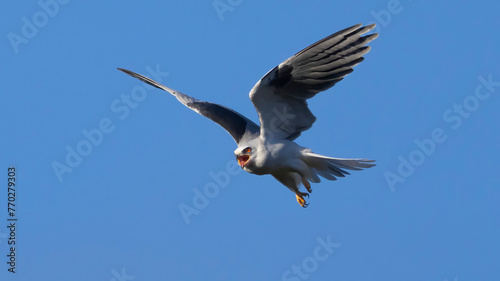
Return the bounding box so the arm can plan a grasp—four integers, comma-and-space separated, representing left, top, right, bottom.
118, 23, 377, 207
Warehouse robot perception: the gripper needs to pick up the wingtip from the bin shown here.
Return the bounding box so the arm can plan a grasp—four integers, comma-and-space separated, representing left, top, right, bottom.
365, 32, 379, 43
361, 24, 379, 40
365, 23, 376, 29
117, 67, 133, 76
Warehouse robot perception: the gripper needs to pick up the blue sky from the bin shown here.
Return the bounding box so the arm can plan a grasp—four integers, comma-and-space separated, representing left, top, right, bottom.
1, 0, 499, 280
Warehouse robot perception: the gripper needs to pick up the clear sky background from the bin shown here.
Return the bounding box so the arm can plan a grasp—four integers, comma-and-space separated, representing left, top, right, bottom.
1, 1, 499, 280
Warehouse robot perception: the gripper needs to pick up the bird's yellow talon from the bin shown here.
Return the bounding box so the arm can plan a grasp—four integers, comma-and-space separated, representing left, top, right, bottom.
296, 193, 309, 208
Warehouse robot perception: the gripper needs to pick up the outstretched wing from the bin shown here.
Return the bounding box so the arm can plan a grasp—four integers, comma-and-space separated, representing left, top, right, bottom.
118, 68, 260, 144
250, 24, 378, 140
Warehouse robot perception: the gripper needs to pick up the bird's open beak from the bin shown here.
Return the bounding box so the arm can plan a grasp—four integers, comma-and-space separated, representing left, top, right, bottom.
237, 155, 250, 168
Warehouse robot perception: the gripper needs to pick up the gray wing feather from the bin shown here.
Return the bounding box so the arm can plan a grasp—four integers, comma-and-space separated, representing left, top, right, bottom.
250, 24, 378, 140
118, 68, 259, 144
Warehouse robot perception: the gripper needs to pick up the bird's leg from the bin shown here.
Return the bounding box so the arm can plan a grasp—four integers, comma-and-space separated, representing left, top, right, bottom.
302, 178, 312, 193
295, 192, 309, 208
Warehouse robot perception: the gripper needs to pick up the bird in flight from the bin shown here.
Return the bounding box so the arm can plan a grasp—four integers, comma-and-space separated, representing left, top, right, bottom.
118, 23, 377, 207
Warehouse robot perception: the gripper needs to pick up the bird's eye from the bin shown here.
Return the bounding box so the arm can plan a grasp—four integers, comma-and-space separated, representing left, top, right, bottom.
243, 147, 251, 153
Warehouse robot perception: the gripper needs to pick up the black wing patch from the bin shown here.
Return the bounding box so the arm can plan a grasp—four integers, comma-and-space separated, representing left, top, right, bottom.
186, 101, 258, 144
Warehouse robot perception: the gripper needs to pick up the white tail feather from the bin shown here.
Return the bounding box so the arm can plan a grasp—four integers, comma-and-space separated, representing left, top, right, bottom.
302, 152, 375, 181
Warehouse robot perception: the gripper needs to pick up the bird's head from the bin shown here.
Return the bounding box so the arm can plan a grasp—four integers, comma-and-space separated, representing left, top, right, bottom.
234, 146, 254, 169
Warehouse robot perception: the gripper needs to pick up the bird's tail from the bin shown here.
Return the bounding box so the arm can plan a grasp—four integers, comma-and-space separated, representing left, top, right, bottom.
302, 152, 375, 181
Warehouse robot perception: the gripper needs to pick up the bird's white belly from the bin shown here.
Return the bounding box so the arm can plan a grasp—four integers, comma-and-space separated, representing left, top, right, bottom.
244, 140, 304, 175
